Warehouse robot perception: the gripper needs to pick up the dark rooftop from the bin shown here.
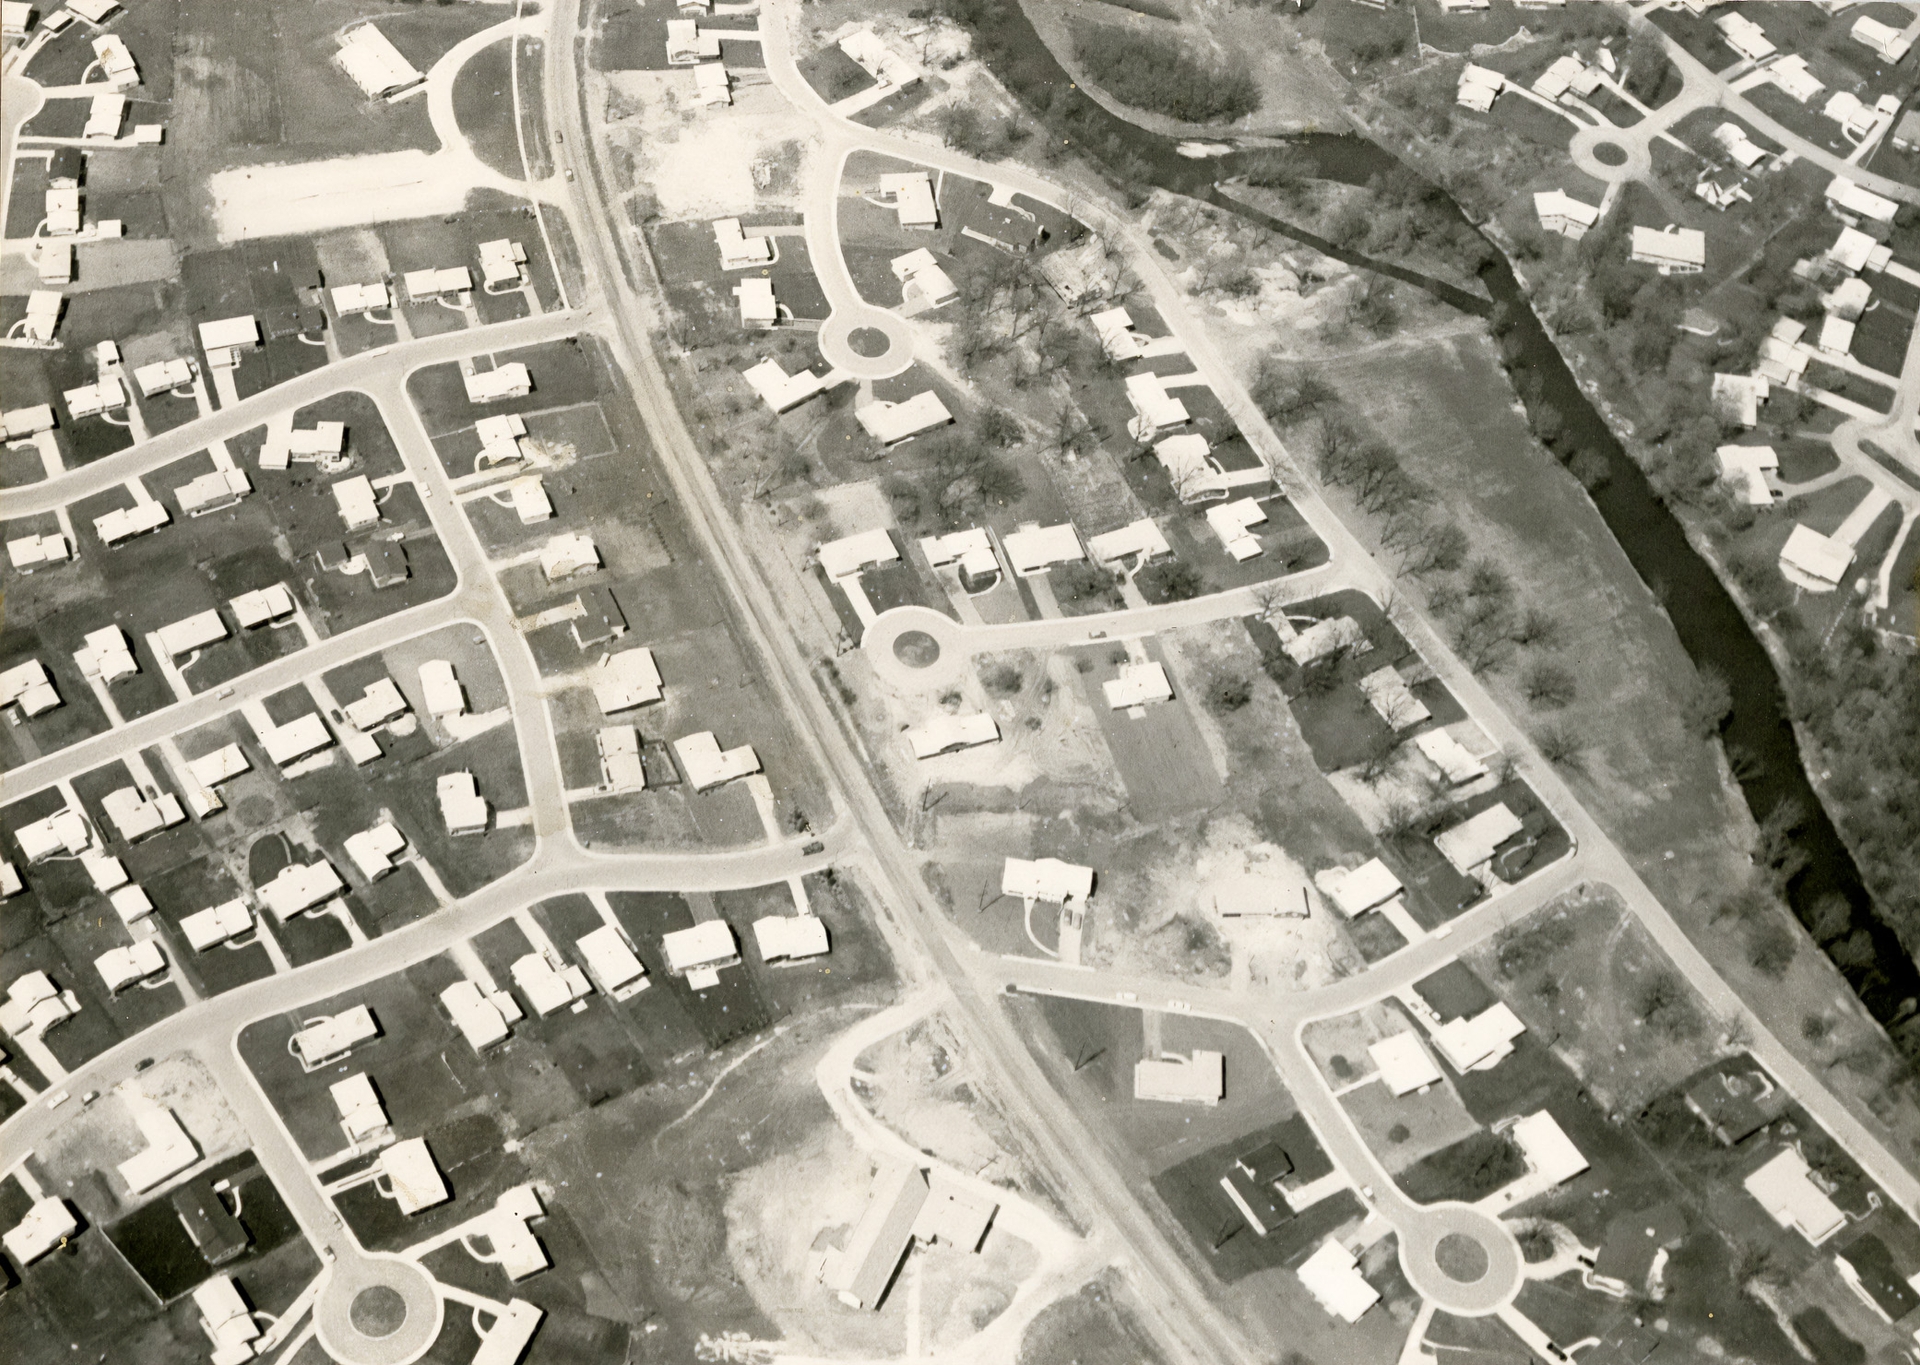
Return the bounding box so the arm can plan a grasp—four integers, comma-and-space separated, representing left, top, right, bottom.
1592, 1204, 1686, 1287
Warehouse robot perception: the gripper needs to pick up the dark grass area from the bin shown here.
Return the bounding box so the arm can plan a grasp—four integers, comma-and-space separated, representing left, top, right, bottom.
1151, 1134, 1358, 1283
104, 1154, 303, 1301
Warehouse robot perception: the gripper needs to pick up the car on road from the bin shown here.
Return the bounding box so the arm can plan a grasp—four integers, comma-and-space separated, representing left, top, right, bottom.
802, 840, 825, 856
134, 1057, 155, 1072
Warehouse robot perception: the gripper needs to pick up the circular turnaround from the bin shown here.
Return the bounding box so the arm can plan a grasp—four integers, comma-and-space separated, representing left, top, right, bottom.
313, 1255, 443, 1365
1592, 141, 1629, 167
847, 326, 892, 359
892, 629, 942, 668
1435, 1232, 1490, 1284
350, 1287, 409, 1338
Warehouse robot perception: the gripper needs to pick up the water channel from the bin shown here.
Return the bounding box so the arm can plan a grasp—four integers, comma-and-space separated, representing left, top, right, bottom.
963, 1, 1910, 1024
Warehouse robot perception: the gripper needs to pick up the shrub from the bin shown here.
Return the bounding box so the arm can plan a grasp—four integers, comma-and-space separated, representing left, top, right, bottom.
1536, 723, 1584, 768
1748, 921, 1798, 979
1522, 661, 1577, 708
1140, 560, 1204, 602
1069, 20, 1260, 124
982, 663, 1024, 696
1052, 561, 1125, 611
1208, 676, 1253, 714
979, 407, 1023, 448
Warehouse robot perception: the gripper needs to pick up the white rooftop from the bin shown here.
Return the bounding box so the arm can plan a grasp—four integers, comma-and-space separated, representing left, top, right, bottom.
753, 914, 830, 962
673, 731, 760, 790
1134, 1050, 1225, 1106
856, 392, 952, 445
1103, 661, 1173, 709
819, 527, 900, 580
906, 711, 998, 759
378, 1137, 449, 1215
663, 919, 739, 974
1297, 1240, 1380, 1323
1369, 1032, 1443, 1096
1003, 523, 1084, 576
1002, 857, 1093, 905
1744, 1147, 1847, 1244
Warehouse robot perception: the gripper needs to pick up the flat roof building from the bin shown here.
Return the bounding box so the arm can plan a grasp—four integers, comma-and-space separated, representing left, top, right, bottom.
906, 711, 998, 758
102, 786, 185, 842
254, 712, 332, 768
1434, 803, 1524, 875
83, 850, 127, 892
592, 647, 663, 713
198, 315, 259, 354
404, 265, 472, 299
577, 925, 649, 998
437, 771, 489, 834
3, 1198, 79, 1268
1534, 189, 1600, 241
2, 403, 57, 439
1779, 522, 1854, 592
1002, 857, 1093, 906
1630, 225, 1706, 275
342, 677, 408, 731
753, 914, 830, 963
1124, 373, 1190, 437
466, 363, 532, 402
694, 58, 731, 105
511, 951, 591, 1016
1369, 1033, 1443, 1095
1511, 1110, 1589, 1190
1358, 665, 1431, 731
742, 357, 830, 412
111, 884, 156, 925
1297, 1240, 1380, 1323
920, 526, 999, 582
231, 583, 294, 629
23, 290, 62, 341
1745, 1147, 1847, 1244
1829, 176, 1899, 224
1322, 858, 1403, 918
67, 376, 126, 420
419, 659, 465, 717
338, 24, 425, 98
878, 171, 938, 229
1104, 660, 1173, 710
261, 859, 345, 921
510, 477, 552, 524
15, 808, 91, 863
662, 920, 739, 980
0, 971, 78, 1038
180, 899, 252, 952
1086, 518, 1169, 567
1090, 307, 1151, 361
478, 238, 528, 287
892, 248, 958, 310
856, 392, 952, 446
713, 217, 773, 270
539, 531, 600, 582
97, 939, 167, 995
1852, 13, 1912, 61
472, 1301, 544, 1365
1134, 1050, 1224, 1106
1003, 523, 1084, 576
735, 276, 778, 327
96, 499, 169, 546
344, 821, 407, 881
117, 1101, 198, 1194
1457, 63, 1503, 112
186, 743, 249, 791
333, 475, 379, 531
1429, 1002, 1527, 1073
673, 731, 760, 790
177, 467, 251, 516
377, 1137, 449, 1215
598, 726, 645, 791
819, 527, 899, 580
290, 1005, 378, 1068
191, 1274, 261, 1359
0, 660, 60, 718
443, 980, 517, 1050
1715, 12, 1775, 62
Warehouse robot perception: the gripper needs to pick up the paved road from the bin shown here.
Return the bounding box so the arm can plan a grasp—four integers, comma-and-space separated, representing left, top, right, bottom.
3, 0, 1917, 1357
1626, 2, 1920, 206
756, 0, 1920, 1251
0, 310, 585, 520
